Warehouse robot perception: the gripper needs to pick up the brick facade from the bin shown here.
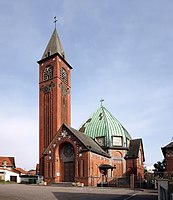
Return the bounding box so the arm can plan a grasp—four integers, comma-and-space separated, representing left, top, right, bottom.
38, 53, 71, 176
165, 156, 173, 172
38, 29, 145, 186
126, 143, 144, 178
42, 125, 111, 186
162, 142, 173, 172
42, 124, 145, 186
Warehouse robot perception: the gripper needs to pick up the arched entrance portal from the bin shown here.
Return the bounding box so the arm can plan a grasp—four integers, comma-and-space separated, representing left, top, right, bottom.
60, 143, 75, 182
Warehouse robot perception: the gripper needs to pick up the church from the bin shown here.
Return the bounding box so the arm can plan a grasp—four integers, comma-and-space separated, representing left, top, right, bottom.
37, 26, 145, 186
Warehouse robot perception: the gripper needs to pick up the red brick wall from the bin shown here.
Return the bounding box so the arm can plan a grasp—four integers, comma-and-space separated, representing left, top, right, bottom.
38, 55, 71, 176
126, 143, 144, 179
109, 149, 126, 177
165, 149, 173, 172
75, 151, 110, 186
166, 158, 173, 171
43, 126, 112, 186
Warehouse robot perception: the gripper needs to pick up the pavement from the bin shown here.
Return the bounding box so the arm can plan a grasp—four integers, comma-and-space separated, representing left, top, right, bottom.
0, 184, 158, 200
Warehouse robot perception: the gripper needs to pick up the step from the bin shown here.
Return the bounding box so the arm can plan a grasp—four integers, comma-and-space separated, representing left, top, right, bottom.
50, 182, 74, 187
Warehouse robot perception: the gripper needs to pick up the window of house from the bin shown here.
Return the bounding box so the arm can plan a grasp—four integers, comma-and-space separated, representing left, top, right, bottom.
96, 136, 105, 146
112, 136, 123, 147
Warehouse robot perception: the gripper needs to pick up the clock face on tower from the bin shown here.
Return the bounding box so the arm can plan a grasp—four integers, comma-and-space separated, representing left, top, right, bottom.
60, 67, 68, 84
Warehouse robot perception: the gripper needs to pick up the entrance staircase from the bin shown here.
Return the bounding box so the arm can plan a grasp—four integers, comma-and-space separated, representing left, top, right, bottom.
50, 182, 74, 187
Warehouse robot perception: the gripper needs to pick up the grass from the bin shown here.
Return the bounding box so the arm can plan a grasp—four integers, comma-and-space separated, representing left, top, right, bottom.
0, 180, 16, 184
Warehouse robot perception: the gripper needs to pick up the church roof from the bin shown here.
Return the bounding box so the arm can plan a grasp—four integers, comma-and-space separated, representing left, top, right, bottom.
79, 105, 132, 148
68, 126, 110, 158
43, 124, 110, 158
125, 139, 145, 161
41, 28, 65, 60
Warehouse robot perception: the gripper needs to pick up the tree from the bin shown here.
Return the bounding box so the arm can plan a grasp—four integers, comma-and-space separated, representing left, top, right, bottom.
153, 159, 166, 177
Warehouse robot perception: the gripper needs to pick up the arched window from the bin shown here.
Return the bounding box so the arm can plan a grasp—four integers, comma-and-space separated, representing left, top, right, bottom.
43, 66, 53, 81
60, 143, 74, 162
60, 67, 68, 84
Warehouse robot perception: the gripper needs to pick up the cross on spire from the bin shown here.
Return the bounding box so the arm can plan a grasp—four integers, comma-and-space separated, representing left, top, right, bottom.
100, 98, 104, 107
53, 16, 57, 29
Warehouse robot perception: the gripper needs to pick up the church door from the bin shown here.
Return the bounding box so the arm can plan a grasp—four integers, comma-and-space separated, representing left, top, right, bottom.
60, 143, 75, 182
64, 162, 75, 182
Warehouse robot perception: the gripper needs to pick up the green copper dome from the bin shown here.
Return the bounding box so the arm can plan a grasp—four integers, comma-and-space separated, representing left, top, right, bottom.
79, 106, 132, 148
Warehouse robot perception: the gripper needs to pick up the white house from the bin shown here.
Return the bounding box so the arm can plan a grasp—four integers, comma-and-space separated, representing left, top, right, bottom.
0, 168, 20, 183
0, 156, 20, 183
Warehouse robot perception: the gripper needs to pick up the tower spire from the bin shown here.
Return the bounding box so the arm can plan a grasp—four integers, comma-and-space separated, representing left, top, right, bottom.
41, 26, 65, 60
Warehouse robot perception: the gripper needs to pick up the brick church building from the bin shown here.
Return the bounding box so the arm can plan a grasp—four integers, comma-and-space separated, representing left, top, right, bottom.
37, 27, 145, 186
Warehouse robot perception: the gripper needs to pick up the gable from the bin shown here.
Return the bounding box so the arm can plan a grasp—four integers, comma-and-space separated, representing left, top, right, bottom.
43, 124, 110, 158
125, 139, 145, 162
161, 141, 173, 157
0, 157, 15, 168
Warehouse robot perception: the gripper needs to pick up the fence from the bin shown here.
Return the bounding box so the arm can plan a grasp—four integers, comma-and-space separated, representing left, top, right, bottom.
160, 186, 168, 200
157, 178, 173, 200
105, 175, 146, 189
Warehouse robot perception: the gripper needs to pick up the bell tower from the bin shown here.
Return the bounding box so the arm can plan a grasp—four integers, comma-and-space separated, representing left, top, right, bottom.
37, 27, 72, 176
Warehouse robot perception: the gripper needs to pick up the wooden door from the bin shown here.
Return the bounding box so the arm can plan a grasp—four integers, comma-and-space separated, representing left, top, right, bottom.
64, 161, 74, 182
10, 176, 17, 182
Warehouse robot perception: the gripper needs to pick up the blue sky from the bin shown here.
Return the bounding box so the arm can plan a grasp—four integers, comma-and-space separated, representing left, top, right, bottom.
0, 0, 173, 170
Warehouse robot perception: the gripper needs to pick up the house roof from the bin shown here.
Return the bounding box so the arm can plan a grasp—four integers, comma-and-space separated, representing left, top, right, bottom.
162, 141, 173, 149
161, 141, 173, 157
0, 157, 15, 168
15, 168, 27, 174
125, 139, 145, 161
78, 105, 131, 148
28, 169, 36, 175
0, 167, 20, 174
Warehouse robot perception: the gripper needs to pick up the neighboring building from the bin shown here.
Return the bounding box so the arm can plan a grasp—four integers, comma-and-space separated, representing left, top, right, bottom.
161, 141, 173, 172
28, 169, 36, 176
146, 165, 155, 174
157, 142, 173, 200
0, 156, 16, 169
0, 157, 20, 183
125, 139, 145, 178
38, 27, 145, 186
0, 157, 40, 184
15, 168, 27, 175
0, 168, 20, 183
36, 164, 39, 175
